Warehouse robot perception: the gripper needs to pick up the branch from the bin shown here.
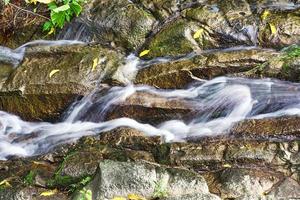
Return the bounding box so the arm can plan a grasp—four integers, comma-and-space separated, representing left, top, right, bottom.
8, 3, 50, 20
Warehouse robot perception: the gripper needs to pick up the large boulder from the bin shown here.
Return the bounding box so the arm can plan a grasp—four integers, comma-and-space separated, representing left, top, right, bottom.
59, 0, 156, 52
0, 43, 124, 121
78, 160, 221, 200
135, 48, 278, 88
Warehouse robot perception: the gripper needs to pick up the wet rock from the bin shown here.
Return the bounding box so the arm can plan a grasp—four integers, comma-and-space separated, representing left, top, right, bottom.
231, 116, 300, 138
105, 92, 195, 124
80, 160, 220, 200
61, 0, 156, 52
135, 48, 278, 88
242, 45, 300, 81
0, 44, 124, 121
98, 127, 162, 152
141, 19, 200, 58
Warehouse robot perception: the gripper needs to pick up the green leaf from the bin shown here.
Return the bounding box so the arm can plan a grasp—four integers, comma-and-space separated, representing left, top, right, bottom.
53, 4, 70, 13
51, 11, 66, 28
70, 1, 82, 16
48, 2, 57, 10
43, 21, 53, 31
4, 0, 10, 5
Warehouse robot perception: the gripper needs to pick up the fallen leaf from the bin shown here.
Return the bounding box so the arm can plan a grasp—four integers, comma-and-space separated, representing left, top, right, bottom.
48, 27, 55, 35
223, 164, 232, 168
269, 23, 277, 35
193, 28, 204, 39
92, 58, 98, 71
139, 50, 150, 57
261, 10, 271, 20
40, 189, 58, 196
128, 193, 146, 200
112, 197, 126, 200
0, 179, 12, 188
49, 69, 60, 78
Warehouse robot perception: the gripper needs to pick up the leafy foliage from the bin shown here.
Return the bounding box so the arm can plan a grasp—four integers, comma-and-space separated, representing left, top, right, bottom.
2, 0, 84, 34
43, 0, 83, 34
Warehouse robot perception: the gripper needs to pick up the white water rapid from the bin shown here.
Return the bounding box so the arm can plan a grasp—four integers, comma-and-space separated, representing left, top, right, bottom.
1, 41, 300, 160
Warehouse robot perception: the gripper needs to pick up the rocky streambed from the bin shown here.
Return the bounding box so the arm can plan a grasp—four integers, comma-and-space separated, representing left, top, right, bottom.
1, 0, 300, 200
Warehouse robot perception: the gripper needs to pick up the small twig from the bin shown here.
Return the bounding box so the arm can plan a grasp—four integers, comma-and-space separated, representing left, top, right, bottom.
8, 2, 50, 20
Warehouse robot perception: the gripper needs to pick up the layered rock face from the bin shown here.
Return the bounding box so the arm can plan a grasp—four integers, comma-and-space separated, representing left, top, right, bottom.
0, 0, 300, 200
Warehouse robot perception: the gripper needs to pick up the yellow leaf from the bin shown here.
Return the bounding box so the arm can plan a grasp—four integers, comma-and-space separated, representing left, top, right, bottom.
36, 0, 54, 4
193, 28, 204, 39
139, 50, 150, 57
92, 58, 98, 71
261, 10, 270, 21
111, 197, 126, 200
269, 23, 277, 35
0, 179, 12, 188
49, 69, 60, 78
40, 189, 58, 196
223, 164, 232, 168
29, 0, 37, 4
48, 27, 55, 35
128, 193, 146, 200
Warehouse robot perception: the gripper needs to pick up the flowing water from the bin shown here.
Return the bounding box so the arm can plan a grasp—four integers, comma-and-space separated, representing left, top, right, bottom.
1, 41, 300, 160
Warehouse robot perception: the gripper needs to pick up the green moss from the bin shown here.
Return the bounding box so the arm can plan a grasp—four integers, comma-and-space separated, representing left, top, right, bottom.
153, 179, 169, 199
281, 45, 300, 72
144, 20, 195, 58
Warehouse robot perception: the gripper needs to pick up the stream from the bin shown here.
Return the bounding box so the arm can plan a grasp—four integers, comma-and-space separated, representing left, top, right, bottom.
0, 41, 300, 160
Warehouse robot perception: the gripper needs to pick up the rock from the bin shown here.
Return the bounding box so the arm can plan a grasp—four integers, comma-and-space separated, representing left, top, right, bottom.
135, 48, 278, 88
208, 169, 281, 199
242, 45, 300, 81
60, 0, 156, 52
140, 19, 199, 58
231, 116, 300, 138
266, 178, 300, 200
0, 43, 124, 121
81, 160, 220, 200
258, 8, 300, 49
131, 0, 179, 21
98, 127, 162, 152
105, 91, 195, 124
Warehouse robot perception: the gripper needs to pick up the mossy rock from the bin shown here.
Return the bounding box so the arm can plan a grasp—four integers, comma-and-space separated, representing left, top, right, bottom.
0, 43, 124, 121
140, 19, 199, 59
258, 8, 300, 48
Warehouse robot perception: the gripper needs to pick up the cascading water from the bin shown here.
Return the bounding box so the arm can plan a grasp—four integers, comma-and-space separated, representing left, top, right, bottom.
1, 41, 300, 160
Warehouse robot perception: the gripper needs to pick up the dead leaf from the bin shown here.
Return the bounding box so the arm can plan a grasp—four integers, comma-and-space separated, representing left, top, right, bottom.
92, 58, 98, 71
40, 189, 58, 196
128, 193, 146, 200
49, 69, 60, 78
193, 28, 204, 39
139, 50, 150, 57
0, 179, 12, 188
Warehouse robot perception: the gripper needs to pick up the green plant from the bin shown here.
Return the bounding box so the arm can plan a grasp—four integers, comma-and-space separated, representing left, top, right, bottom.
152, 179, 169, 199
24, 170, 37, 185
2, 0, 84, 34
43, 0, 83, 34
